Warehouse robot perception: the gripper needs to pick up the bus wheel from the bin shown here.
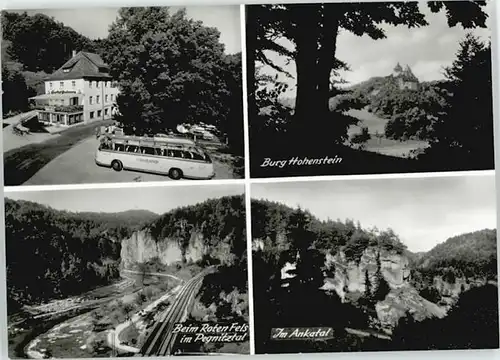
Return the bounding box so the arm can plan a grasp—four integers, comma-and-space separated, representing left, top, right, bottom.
111, 160, 123, 172
169, 168, 183, 180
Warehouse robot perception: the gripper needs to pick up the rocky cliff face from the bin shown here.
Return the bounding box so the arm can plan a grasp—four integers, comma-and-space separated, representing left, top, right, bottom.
263, 237, 492, 333
323, 248, 411, 298
376, 285, 446, 331
320, 247, 446, 333
120, 229, 207, 269
432, 275, 488, 307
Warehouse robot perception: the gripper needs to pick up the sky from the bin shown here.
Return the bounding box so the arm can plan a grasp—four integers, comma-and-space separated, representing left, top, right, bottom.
251, 174, 497, 253
5, 184, 244, 215
21, 6, 241, 54
260, 1, 493, 95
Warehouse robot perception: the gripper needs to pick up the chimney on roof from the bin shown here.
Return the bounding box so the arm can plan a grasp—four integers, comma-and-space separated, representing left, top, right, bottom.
72, 50, 77, 58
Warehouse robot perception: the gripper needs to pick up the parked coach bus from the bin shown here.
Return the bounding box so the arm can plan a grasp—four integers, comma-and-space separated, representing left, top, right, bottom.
95, 135, 215, 180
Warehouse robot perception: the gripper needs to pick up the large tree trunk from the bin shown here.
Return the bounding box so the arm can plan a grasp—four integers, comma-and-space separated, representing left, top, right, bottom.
317, 9, 340, 125
292, 5, 342, 143
292, 5, 322, 138
246, 6, 257, 124
294, 42, 320, 135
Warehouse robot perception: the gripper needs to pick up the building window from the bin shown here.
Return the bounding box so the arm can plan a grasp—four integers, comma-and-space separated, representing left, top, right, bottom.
105, 108, 109, 116
90, 111, 95, 119
97, 110, 102, 117
59, 82, 64, 89
105, 95, 108, 103
111, 94, 115, 101
72, 81, 76, 88
49, 82, 53, 88
96, 95, 100, 104
89, 96, 93, 105
97, 81, 100, 88
89, 81, 93, 88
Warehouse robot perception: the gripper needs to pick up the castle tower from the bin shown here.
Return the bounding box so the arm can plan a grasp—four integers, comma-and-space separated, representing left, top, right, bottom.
404, 65, 417, 80
393, 62, 403, 76
391, 63, 419, 90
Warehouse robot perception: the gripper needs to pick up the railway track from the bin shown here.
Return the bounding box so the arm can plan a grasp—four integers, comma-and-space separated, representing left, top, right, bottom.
140, 267, 213, 356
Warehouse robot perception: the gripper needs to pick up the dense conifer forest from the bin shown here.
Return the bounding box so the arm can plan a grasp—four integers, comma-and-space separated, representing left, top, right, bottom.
5, 199, 156, 312
147, 195, 247, 266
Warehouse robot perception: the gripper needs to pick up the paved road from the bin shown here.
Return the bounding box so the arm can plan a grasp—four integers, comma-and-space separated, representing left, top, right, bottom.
24, 137, 235, 185
2, 110, 38, 126
3, 111, 56, 153
140, 268, 213, 356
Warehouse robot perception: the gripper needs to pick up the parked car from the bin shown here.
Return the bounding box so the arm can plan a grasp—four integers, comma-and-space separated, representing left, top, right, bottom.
202, 131, 216, 140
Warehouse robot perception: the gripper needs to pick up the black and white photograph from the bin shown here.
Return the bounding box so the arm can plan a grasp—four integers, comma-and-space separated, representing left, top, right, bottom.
5, 184, 249, 357
251, 174, 498, 353
2, 6, 244, 186
246, 1, 494, 178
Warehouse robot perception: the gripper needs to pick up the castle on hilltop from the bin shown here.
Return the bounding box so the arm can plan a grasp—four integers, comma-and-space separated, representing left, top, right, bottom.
392, 63, 419, 90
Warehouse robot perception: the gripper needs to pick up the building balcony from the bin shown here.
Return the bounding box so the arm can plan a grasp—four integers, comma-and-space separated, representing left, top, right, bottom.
29, 93, 83, 109
55, 105, 83, 113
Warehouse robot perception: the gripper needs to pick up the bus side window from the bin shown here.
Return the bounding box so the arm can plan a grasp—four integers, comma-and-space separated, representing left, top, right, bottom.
192, 152, 204, 161
172, 150, 182, 158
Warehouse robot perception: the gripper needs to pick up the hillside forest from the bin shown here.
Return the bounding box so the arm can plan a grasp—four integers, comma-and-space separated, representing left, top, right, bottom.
5, 195, 248, 326
248, 2, 493, 175
1, 8, 244, 156
5, 198, 155, 312
349, 33, 493, 170
251, 199, 498, 353
1, 11, 100, 115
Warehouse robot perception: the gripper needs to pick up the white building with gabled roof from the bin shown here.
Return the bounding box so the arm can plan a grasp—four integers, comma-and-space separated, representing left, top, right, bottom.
29, 50, 120, 126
